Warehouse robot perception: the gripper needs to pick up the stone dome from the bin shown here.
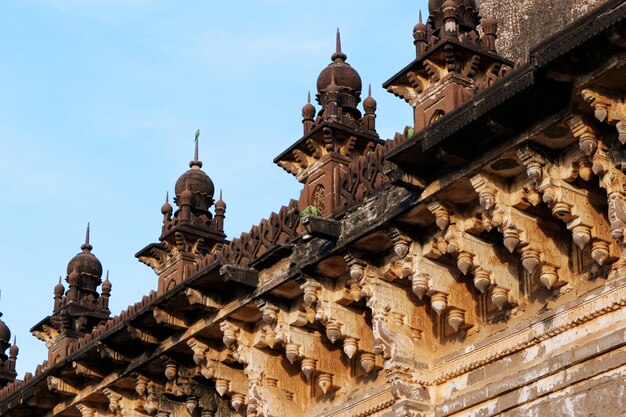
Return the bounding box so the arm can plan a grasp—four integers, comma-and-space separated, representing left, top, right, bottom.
66, 248, 103, 279
66, 226, 103, 279
175, 166, 214, 210
317, 60, 362, 94
316, 30, 362, 94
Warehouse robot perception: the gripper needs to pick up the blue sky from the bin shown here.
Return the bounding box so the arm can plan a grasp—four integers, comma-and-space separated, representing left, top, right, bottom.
0, 0, 427, 376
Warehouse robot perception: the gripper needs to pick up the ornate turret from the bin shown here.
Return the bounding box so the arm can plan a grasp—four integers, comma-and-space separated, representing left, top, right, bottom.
275, 30, 384, 216
31, 225, 111, 364
137, 131, 228, 294
0, 306, 17, 388
384, 3, 513, 132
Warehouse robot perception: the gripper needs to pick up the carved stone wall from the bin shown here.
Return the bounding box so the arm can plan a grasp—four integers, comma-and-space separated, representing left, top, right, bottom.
480, 0, 606, 60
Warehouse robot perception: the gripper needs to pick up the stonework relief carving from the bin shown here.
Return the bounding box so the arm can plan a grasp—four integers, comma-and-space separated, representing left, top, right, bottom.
582, 88, 626, 144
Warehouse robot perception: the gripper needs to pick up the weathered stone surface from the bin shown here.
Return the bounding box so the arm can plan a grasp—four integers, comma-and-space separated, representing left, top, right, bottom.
481, 0, 605, 60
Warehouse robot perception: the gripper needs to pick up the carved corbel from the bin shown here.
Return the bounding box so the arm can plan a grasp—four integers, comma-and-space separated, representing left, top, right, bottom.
337, 253, 368, 304
517, 144, 547, 184
76, 404, 96, 417
47, 375, 79, 396
103, 387, 124, 415
219, 321, 240, 349
446, 308, 471, 332
581, 88, 626, 144
566, 114, 599, 156
429, 292, 448, 316
187, 338, 209, 366
162, 359, 178, 381
73, 361, 105, 380
184, 288, 221, 311
300, 279, 322, 309
490, 286, 513, 310
127, 325, 161, 345
386, 227, 411, 259
470, 174, 499, 213
427, 201, 451, 230
256, 300, 280, 327
539, 264, 564, 290
98, 343, 131, 364
134, 373, 149, 397
316, 373, 338, 394
153, 308, 187, 330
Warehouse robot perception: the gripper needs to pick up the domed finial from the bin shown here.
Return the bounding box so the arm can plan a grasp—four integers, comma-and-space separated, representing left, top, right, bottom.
216, 189, 227, 210
302, 91, 316, 120
54, 276, 65, 296
363, 83, 377, 123
81, 223, 93, 252
331, 28, 347, 62
9, 336, 18, 358
190, 129, 203, 169
102, 270, 112, 292
161, 191, 173, 215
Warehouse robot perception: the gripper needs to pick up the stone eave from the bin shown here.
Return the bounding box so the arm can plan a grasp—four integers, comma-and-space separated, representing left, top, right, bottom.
161, 223, 227, 243
273, 121, 384, 176
382, 36, 514, 90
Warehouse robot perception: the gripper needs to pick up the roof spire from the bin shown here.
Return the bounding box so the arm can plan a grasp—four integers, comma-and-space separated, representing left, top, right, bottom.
190, 129, 203, 169
81, 223, 92, 252
331, 28, 347, 62
103, 270, 111, 290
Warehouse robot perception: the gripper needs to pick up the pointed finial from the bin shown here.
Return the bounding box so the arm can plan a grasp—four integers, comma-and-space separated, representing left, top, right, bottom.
81, 223, 93, 252
307, 91, 311, 104
9, 335, 19, 357
419, 10, 423, 23
103, 270, 111, 290
368, 83, 372, 97
215, 189, 226, 211
336, 28, 341, 53
161, 191, 173, 215
331, 28, 347, 62
190, 129, 203, 169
